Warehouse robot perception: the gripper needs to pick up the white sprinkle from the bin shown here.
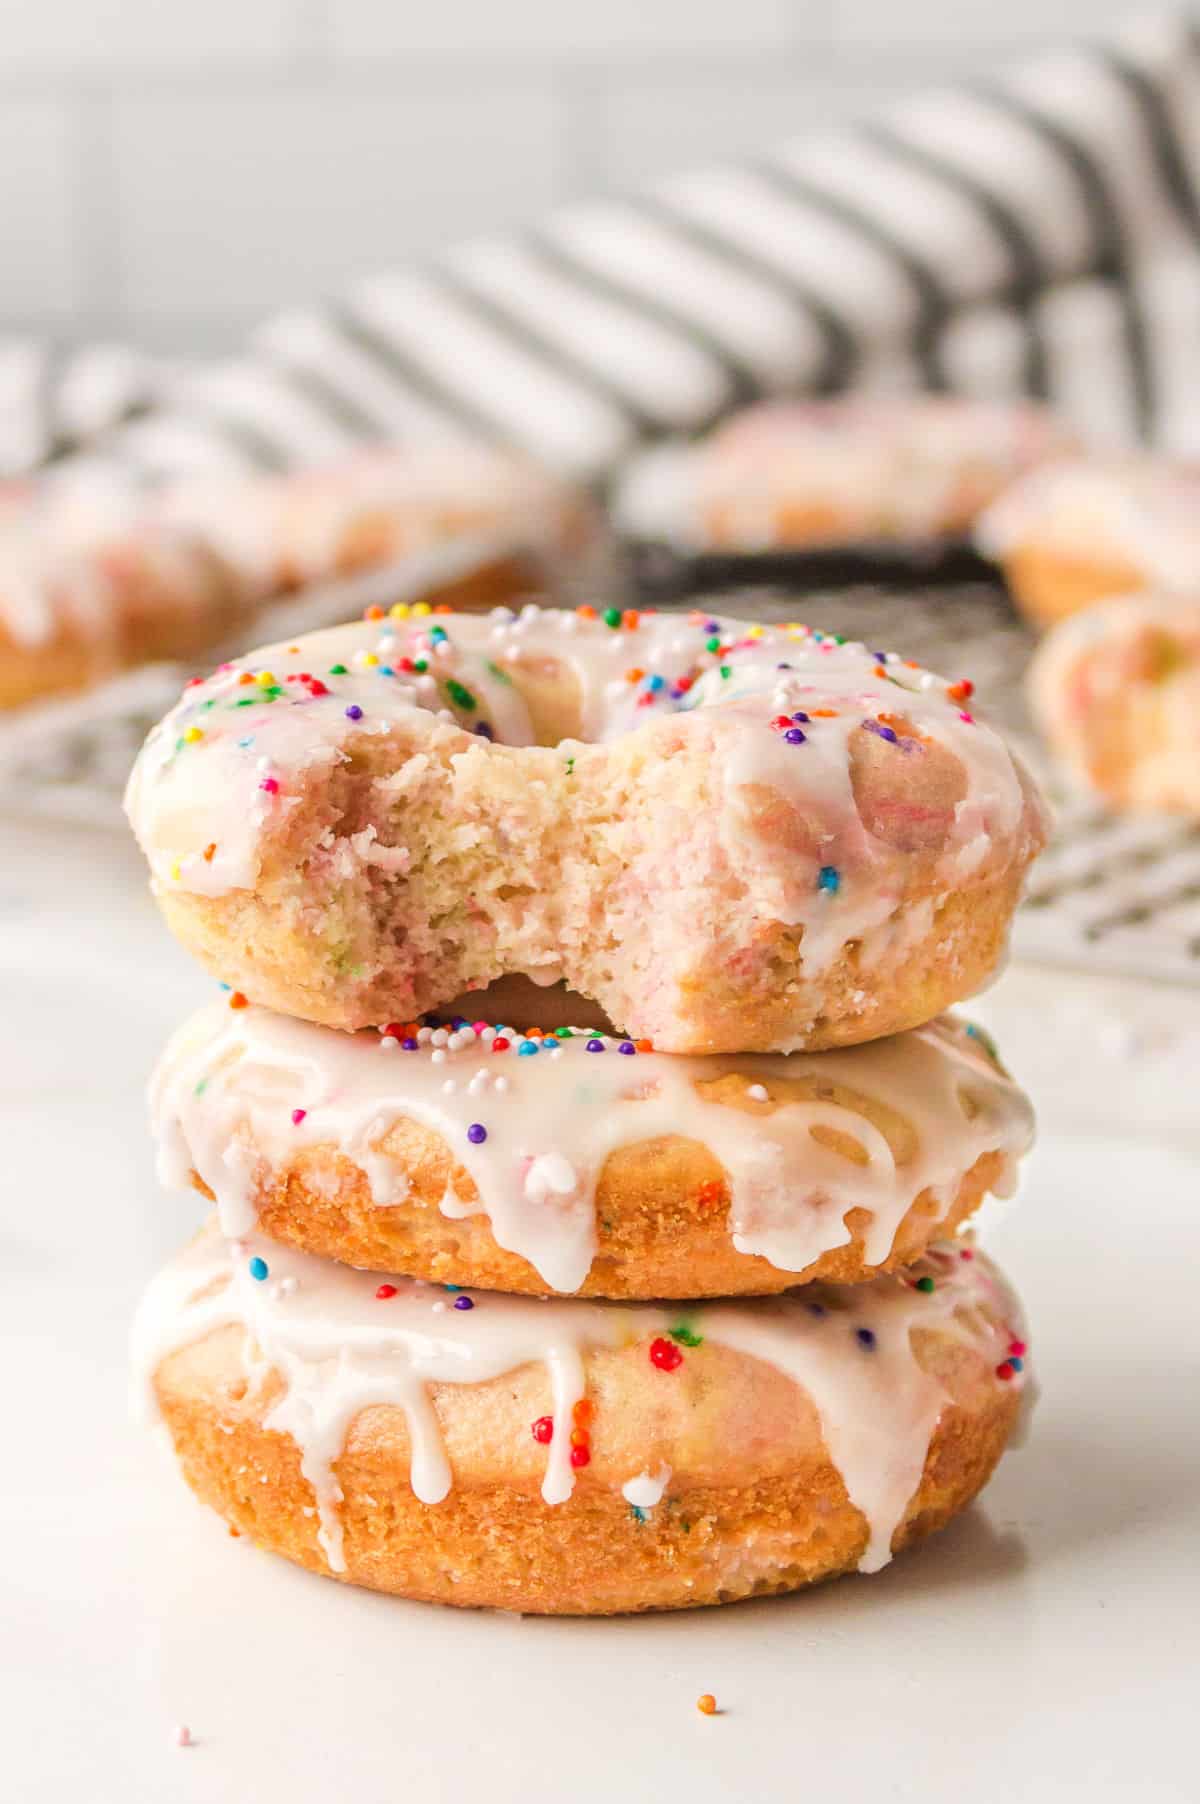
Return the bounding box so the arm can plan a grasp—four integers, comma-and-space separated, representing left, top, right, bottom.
279, 1276, 297, 1295
379, 1035, 398, 1052
479, 1026, 497, 1044
432, 1300, 448, 1313
431, 1049, 446, 1065
417, 1026, 433, 1044
442, 1079, 457, 1095
747, 1083, 769, 1102
431, 1029, 449, 1048
493, 1075, 509, 1093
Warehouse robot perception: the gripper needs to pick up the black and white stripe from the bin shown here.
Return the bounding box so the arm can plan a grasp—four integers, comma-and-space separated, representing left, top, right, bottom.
3, 17, 1199, 490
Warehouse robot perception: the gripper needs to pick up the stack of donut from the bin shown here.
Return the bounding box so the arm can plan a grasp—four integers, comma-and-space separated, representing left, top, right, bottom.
128, 601, 1047, 1615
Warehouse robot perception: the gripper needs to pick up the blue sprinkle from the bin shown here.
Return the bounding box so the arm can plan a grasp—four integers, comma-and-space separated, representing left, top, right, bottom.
856, 1327, 876, 1351
444, 1284, 463, 1292
630, 1504, 648, 1524
518, 1040, 539, 1056
249, 1256, 269, 1282
380, 665, 395, 677
237, 735, 254, 749
430, 626, 448, 643
345, 704, 363, 721
817, 865, 840, 894
1009, 1356, 1024, 1372
617, 1041, 636, 1055
645, 674, 665, 692
586, 1039, 605, 1053
218, 982, 231, 991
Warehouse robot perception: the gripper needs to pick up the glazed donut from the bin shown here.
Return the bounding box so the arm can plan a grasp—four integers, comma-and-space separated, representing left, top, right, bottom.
615, 394, 1075, 555
133, 1226, 1030, 1614
154, 999, 1033, 1297
1029, 592, 1200, 813
975, 453, 1200, 629
124, 606, 1048, 1054
0, 446, 602, 712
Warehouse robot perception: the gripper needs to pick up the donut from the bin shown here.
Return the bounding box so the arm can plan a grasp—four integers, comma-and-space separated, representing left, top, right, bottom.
1029, 592, 1200, 813
975, 453, 1200, 629
0, 446, 601, 712
124, 606, 1048, 1054
615, 395, 1075, 556
133, 1226, 1031, 1614
154, 999, 1033, 1297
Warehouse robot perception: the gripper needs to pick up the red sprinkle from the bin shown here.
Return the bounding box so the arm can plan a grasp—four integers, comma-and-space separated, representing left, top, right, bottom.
259, 777, 280, 794
959, 1248, 974, 1260
570, 1444, 591, 1468
291, 1108, 307, 1125
650, 1337, 684, 1372
307, 678, 329, 697
1008, 1339, 1027, 1357
531, 1415, 554, 1444
491, 1037, 510, 1053
375, 1283, 397, 1300
995, 1361, 1015, 1381
770, 715, 794, 731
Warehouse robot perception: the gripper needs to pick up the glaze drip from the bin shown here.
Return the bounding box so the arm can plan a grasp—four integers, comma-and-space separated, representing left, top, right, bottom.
131, 1230, 1026, 1576
151, 1002, 1034, 1290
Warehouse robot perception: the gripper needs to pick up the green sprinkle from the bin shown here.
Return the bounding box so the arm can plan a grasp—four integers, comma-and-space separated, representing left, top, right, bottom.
485, 660, 513, 685
719, 665, 731, 679
705, 636, 720, 653
193, 1078, 208, 1096
565, 756, 575, 775
630, 1504, 648, 1525
261, 685, 283, 699
602, 607, 622, 629
445, 678, 476, 711
232, 697, 256, 707
413, 658, 428, 673
915, 1276, 935, 1294
174, 737, 185, 753
329, 663, 348, 675
680, 1518, 691, 1534
669, 1322, 704, 1348
555, 1027, 572, 1038
201, 698, 217, 711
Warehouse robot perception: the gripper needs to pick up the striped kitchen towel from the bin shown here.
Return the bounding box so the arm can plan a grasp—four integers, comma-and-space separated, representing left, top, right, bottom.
5, 11, 1200, 496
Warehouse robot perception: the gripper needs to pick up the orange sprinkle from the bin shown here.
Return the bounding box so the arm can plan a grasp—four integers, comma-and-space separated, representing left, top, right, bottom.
203, 843, 217, 863
237, 671, 254, 685
576, 604, 597, 621
622, 609, 640, 629
228, 992, 248, 1010
365, 604, 384, 620
635, 1038, 653, 1053
228, 1525, 241, 1538
809, 708, 839, 718
625, 666, 645, 684
872, 665, 886, 678
696, 1178, 725, 1211
434, 603, 453, 614
697, 1695, 718, 1716
569, 1427, 590, 1449
572, 1397, 594, 1426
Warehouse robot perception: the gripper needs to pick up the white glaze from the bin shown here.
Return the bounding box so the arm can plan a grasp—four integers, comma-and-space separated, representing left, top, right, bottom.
151, 1002, 1034, 1291
131, 1230, 1027, 1575
621, 1467, 672, 1509
615, 395, 1074, 551
124, 607, 1042, 1000
976, 454, 1200, 591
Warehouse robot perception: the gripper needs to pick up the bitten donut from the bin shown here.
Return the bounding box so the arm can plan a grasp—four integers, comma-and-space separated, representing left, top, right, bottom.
1030, 592, 1200, 813
155, 1000, 1033, 1297
125, 606, 1048, 1054
975, 453, 1200, 629
615, 394, 1074, 555
133, 1227, 1031, 1614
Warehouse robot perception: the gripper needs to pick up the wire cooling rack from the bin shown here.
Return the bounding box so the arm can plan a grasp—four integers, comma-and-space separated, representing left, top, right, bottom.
2, 561, 1197, 986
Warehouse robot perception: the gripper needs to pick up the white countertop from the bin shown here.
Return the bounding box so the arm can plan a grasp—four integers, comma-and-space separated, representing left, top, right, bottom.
2, 814, 1197, 1804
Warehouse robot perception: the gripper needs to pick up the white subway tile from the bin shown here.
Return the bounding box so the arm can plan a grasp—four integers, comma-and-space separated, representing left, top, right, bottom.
0, 0, 296, 68
0, 100, 81, 324
833, 0, 1137, 48
109, 84, 566, 324
329, 0, 808, 58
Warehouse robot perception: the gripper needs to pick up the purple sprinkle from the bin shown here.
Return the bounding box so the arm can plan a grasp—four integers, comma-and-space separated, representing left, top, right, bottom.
474, 722, 494, 739
453, 1295, 475, 1310
345, 704, 363, 721
401, 1037, 418, 1051
467, 1123, 487, 1144
863, 717, 898, 744
586, 1038, 605, 1053
791, 711, 809, 723
783, 727, 806, 745
856, 1327, 877, 1350
704, 620, 720, 634
806, 1301, 827, 1317
872, 650, 889, 664
617, 1041, 636, 1055
450, 1016, 468, 1030
775, 662, 793, 670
